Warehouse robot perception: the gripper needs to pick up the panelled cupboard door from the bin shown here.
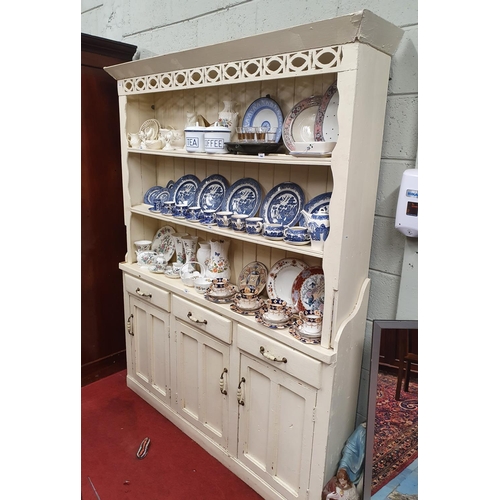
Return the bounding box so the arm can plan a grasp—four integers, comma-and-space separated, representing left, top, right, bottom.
173, 318, 230, 450
128, 295, 171, 406
238, 354, 317, 499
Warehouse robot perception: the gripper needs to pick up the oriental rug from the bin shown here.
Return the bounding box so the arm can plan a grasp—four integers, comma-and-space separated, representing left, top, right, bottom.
371, 370, 418, 495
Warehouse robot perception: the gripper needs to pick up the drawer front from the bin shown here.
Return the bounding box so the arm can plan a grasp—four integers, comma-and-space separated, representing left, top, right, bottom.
237, 325, 322, 388
172, 295, 232, 344
124, 274, 171, 312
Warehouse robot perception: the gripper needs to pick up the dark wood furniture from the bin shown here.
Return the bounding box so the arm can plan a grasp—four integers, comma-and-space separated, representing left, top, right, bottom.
395, 329, 418, 400
81, 34, 137, 386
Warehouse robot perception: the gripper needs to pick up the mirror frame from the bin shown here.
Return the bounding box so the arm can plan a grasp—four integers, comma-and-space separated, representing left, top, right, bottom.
362, 319, 418, 500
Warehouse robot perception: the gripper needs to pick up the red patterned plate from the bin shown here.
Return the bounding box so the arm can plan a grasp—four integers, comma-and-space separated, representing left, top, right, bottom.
291, 266, 325, 313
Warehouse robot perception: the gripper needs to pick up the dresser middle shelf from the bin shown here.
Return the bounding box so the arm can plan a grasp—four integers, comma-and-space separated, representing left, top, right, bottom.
130, 203, 324, 257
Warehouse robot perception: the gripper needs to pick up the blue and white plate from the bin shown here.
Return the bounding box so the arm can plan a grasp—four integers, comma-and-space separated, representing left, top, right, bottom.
242, 96, 284, 143
194, 174, 229, 212
221, 178, 262, 217
261, 182, 305, 227
155, 188, 172, 205
169, 174, 200, 206
144, 185, 163, 205
298, 192, 332, 226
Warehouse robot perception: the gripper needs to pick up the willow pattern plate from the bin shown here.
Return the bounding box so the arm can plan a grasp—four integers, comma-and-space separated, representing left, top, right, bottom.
221, 178, 262, 217
282, 95, 322, 152
261, 182, 305, 227
291, 266, 325, 313
150, 225, 176, 261
194, 174, 229, 212
169, 174, 201, 206
144, 185, 164, 205
266, 258, 308, 307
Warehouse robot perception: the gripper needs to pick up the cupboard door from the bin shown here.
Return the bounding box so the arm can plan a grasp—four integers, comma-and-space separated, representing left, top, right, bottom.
238, 354, 317, 499
173, 318, 230, 450
128, 295, 171, 406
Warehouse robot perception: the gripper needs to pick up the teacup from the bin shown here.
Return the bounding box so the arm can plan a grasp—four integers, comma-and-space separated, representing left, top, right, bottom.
186, 205, 202, 221
194, 277, 212, 294
202, 209, 217, 225
173, 203, 188, 218
161, 200, 175, 216
246, 217, 264, 235
235, 293, 259, 310
134, 240, 152, 254
210, 277, 229, 296
263, 223, 285, 239
216, 211, 233, 228
297, 310, 323, 336
231, 213, 248, 232
151, 199, 163, 212
172, 262, 184, 276
264, 298, 289, 322
284, 226, 310, 243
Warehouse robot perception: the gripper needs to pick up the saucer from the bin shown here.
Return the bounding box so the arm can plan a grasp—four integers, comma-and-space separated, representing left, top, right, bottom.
230, 302, 262, 316
207, 284, 238, 299
233, 296, 264, 312
289, 324, 321, 344
262, 311, 291, 324
284, 238, 310, 246
255, 311, 293, 329
205, 293, 236, 304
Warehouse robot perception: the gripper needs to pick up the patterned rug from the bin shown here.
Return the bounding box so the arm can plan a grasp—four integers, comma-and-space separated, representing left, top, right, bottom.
371, 369, 418, 494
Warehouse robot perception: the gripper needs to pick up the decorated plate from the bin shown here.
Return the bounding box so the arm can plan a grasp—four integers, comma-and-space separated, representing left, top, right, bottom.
282, 95, 322, 152
261, 182, 305, 227
314, 82, 339, 142
169, 174, 200, 206
266, 258, 308, 307
139, 119, 161, 140
298, 192, 332, 226
242, 96, 284, 143
291, 266, 325, 313
238, 261, 268, 295
289, 151, 332, 158
150, 225, 176, 261
155, 187, 172, 205
221, 178, 262, 217
144, 185, 164, 205
194, 174, 229, 212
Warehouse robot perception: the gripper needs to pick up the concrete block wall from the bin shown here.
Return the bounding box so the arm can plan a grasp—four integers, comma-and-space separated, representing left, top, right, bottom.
82, 0, 418, 424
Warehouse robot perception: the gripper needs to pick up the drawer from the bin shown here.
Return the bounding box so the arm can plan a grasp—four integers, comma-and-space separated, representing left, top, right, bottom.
237, 325, 322, 389
124, 274, 171, 312
172, 295, 232, 344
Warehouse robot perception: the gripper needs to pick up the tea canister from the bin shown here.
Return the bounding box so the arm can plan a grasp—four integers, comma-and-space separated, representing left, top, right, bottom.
204, 123, 231, 154
184, 124, 207, 153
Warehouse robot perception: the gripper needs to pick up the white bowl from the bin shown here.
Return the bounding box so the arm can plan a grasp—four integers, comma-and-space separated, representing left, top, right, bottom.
293, 141, 336, 154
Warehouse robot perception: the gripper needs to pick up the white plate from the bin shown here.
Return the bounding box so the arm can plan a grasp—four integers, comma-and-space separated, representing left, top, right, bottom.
266, 258, 308, 308
150, 225, 176, 261
314, 83, 339, 142
289, 151, 332, 158
282, 95, 323, 152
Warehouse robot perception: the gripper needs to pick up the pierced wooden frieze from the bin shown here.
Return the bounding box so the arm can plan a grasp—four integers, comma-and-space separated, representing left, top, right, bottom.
118, 45, 342, 95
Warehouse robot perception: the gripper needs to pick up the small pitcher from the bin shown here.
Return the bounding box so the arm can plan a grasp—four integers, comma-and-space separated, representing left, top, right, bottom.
127, 133, 141, 148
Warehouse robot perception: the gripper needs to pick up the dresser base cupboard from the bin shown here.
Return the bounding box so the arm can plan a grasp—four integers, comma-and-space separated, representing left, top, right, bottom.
105, 10, 403, 500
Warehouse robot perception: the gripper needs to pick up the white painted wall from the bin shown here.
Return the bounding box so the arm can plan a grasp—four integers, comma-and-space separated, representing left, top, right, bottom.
81, 0, 418, 423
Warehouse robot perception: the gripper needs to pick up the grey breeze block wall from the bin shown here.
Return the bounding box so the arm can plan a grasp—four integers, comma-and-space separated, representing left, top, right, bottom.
81, 0, 418, 425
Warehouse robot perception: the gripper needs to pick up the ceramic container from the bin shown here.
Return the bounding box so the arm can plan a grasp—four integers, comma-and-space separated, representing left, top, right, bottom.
186, 205, 202, 222
184, 124, 207, 153
204, 123, 231, 154
194, 277, 212, 294
180, 261, 205, 287
245, 217, 264, 235
263, 223, 285, 239
161, 200, 175, 216
148, 254, 169, 273
134, 240, 152, 254
284, 226, 310, 243
231, 213, 248, 232
297, 310, 323, 336
216, 211, 233, 228
210, 277, 229, 296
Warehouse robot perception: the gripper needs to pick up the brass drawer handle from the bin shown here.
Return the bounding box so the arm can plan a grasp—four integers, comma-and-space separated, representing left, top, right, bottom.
187, 312, 207, 325
260, 346, 287, 363
136, 287, 152, 298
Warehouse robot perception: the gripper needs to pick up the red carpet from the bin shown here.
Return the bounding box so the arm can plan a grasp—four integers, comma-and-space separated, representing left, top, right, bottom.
81, 370, 263, 499
371, 370, 418, 494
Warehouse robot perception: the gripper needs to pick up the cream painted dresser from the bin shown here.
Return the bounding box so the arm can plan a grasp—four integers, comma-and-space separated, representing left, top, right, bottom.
104, 10, 403, 500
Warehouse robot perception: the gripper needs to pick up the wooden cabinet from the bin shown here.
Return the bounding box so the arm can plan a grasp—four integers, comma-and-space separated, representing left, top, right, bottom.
105, 10, 403, 500
81, 34, 137, 384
